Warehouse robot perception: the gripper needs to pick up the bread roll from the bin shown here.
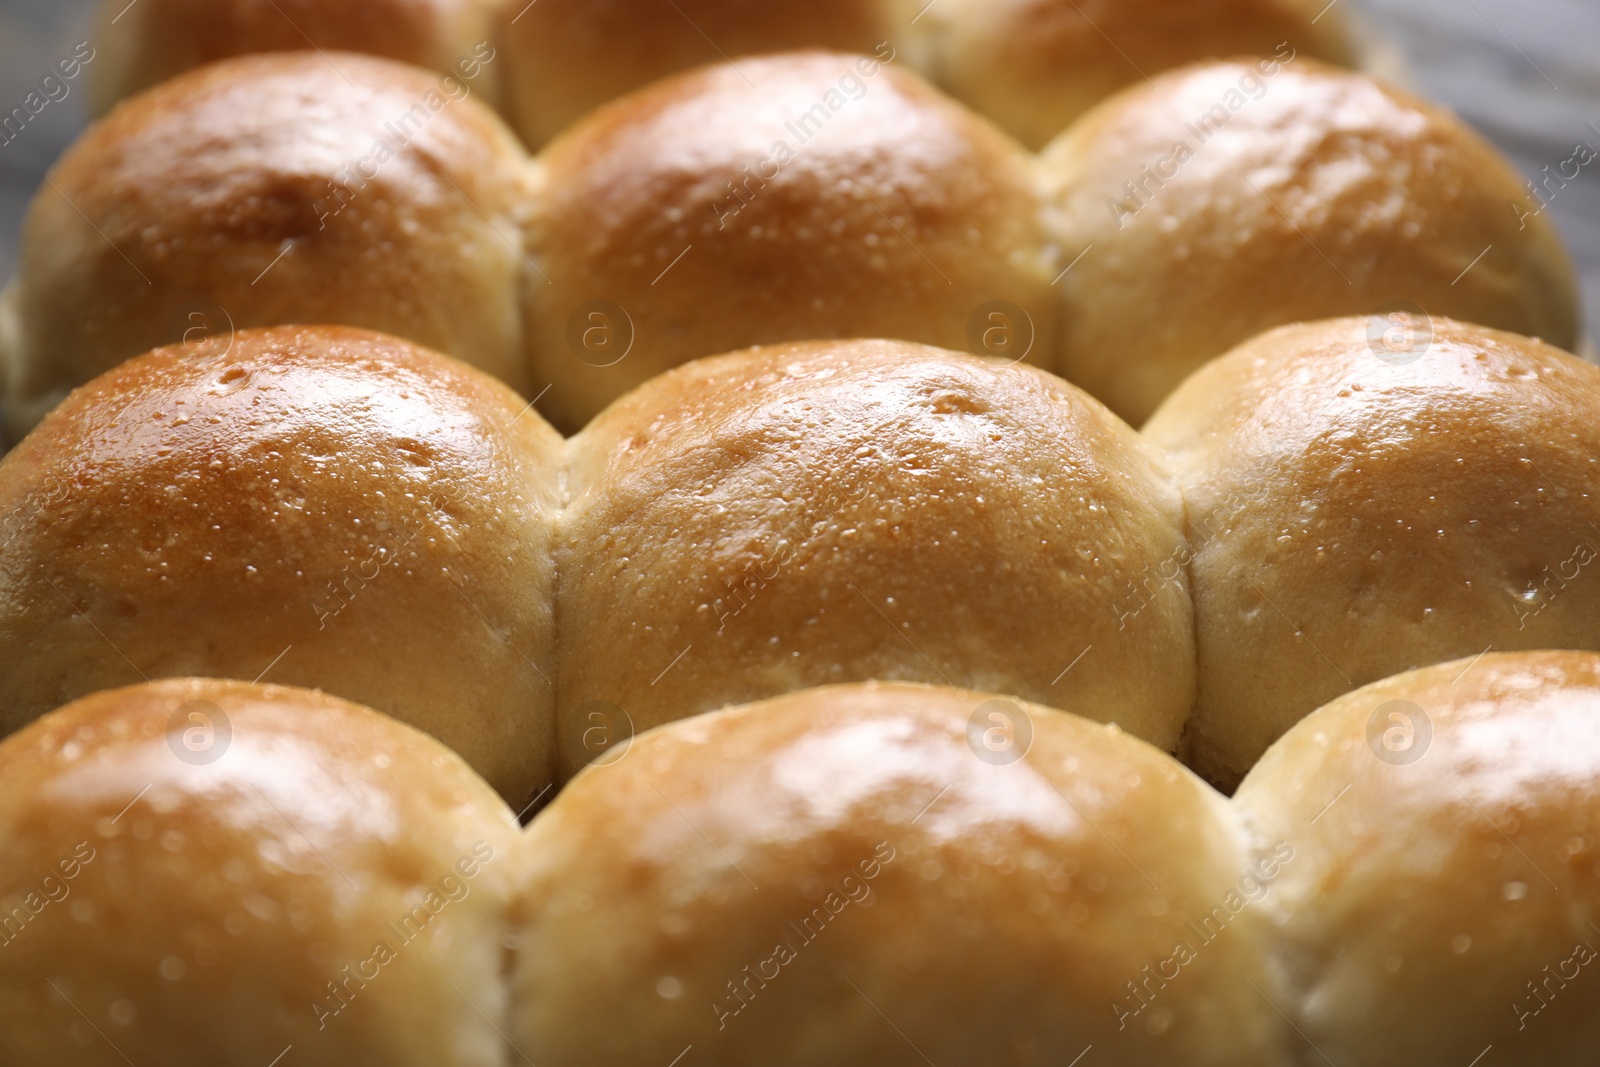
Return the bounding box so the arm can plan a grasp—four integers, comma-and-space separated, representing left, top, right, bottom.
1, 52, 533, 441
1143, 317, 1600, 788
90, 0, 504, 115
0, 326, 561, 805
555, 339, 1195, 778
498, 0, 898, 149
1040, 58, 1580, 425
0, 678, 520, 1067
524, 51, 1056, 432
921, 0, 1355, 150
1233, 650, 1600, 1066
512, 682, 1290, 1066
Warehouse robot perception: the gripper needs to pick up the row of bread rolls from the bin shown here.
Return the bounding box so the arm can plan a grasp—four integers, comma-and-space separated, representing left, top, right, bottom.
4, 650, 1599, 1064
88, 0, 1359, 151
4, 317, 1600, 803
2, 49, 1574, 439
0, 326, 1194, 806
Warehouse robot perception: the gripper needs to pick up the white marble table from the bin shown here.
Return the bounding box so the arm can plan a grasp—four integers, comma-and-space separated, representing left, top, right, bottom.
1, 0, 1596, 343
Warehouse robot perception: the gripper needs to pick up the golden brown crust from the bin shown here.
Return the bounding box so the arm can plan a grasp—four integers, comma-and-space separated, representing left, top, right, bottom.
524, 50, 1057, 432
1143, 317, 1600, 788
90, 0, 504, 114
555, 338, 1194, 779
1040, 58, 1580, 425
922, 0, 1356, 149
512, 681, 1290, 1066
9, 48, 1573, 442
1234, 651, 1600, 1066
4, 51, 533, 439
498, 0, 898, 149
0, 678, 519, 1067
0, 326, 562, 804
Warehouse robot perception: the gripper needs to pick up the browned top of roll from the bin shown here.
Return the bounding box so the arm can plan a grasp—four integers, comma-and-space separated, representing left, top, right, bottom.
515, 681, 1287, 1066
525, 49, 1055, 431
0, 325, 561, 803
1234, 650, 1600, 1067
0, 677, 519, 1066
1144, 316, 1600, 787
1041, 57, 1580, 425
6, 50, 533, 436
557, 338, 1195, 774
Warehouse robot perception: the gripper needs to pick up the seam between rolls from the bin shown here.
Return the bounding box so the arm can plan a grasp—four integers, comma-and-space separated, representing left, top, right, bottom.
1159, 451, 1205, 771
502, 148, 566, 1054
497, 437, 571, 1067
481, 1, 516, 139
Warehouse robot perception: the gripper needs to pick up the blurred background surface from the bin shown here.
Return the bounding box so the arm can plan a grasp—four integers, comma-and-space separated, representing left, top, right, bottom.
1, 0, 1597, 345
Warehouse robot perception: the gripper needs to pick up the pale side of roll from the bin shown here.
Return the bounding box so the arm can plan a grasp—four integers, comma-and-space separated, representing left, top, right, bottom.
523, 51, 1057, 432
555, 339, 1195, 779
1040, 58, 1580, 425
1, 52, 535, 441
512, 682, 1291, 1066
1143, 317, 1600, 788
1233, 651, 1600, 1067
0, 678, 520, 1067
0, 326, 561, 805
